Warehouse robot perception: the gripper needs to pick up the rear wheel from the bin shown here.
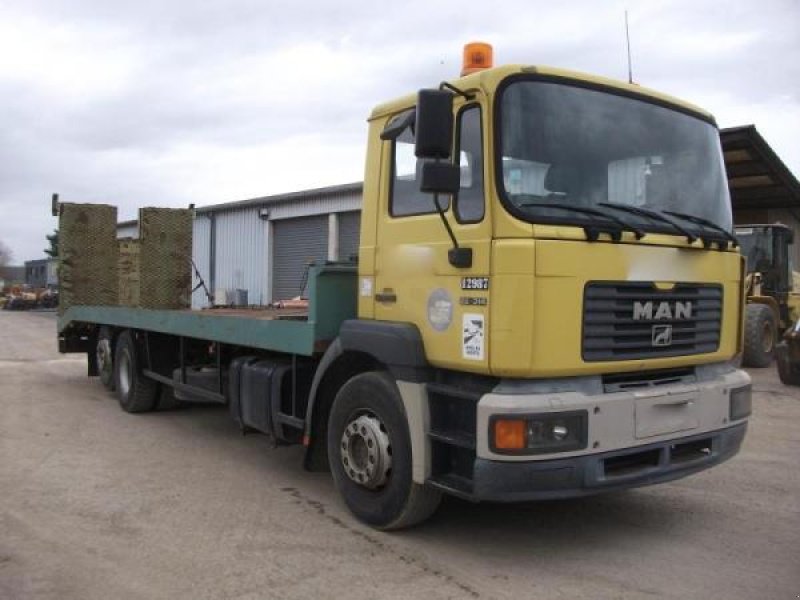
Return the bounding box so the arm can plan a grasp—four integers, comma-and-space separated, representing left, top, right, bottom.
743, 304, 777, 368
327, 371, 441, 530
96, 327, 115, 390
114, 331, 158, 413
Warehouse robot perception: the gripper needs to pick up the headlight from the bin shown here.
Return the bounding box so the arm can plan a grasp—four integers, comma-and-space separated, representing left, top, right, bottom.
491, 411, 588, 455
729, 385, 752, 420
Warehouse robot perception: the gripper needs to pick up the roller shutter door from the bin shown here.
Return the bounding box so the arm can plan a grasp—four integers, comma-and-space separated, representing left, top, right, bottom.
338, 211, 361, 262
272, 215, 328, 302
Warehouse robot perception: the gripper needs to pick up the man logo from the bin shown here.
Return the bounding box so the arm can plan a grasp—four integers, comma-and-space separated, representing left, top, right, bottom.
633, 300, 692, 321
652, 324, 673, 347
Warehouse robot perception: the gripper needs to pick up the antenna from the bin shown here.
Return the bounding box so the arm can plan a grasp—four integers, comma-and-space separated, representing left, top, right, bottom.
625, 10, 634, 84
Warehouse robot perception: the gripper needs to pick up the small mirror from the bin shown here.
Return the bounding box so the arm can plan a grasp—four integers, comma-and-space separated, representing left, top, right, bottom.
415, 89, 453, 159
419, 161, 460, 196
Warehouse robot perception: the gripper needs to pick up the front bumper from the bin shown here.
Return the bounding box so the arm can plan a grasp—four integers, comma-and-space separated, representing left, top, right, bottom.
471, 422, 746, 502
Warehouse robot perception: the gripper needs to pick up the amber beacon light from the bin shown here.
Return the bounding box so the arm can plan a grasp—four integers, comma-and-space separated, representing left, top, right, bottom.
461, 42, 493, 76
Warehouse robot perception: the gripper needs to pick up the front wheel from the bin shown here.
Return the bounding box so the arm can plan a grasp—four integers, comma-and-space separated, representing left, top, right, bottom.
327, 371, 441, 530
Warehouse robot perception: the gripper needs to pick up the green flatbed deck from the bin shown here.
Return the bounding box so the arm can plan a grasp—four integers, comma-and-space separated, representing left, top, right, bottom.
58, 263, 357, 356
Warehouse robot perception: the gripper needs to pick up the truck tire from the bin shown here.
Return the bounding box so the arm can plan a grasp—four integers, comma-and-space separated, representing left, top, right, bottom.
327, 371, 442, 530
776, 342, 800, 385
743, 304, 777, 368
114, 331, 158, 413
96, 326, 115, 390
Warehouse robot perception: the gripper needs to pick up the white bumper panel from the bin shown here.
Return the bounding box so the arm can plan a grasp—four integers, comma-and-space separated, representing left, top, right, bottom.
477, 367, 751, 462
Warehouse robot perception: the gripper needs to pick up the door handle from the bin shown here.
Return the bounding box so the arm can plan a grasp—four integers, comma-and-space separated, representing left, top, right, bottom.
375, 290, 397, 303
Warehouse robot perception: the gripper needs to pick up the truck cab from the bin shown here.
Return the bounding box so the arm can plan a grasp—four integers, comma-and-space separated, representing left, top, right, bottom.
321, 55, 750, 521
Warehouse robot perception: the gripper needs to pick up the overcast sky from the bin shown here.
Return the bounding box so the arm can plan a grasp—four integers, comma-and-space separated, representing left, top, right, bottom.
1, 0, 798, 263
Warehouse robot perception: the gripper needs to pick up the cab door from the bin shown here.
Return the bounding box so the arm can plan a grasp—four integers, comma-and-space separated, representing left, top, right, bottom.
373, 102, 493, 373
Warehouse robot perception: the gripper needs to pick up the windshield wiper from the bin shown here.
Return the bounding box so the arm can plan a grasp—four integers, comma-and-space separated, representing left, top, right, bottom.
519, 202, 645, 242
599, 202, 697, 244
663, 210, 739, 249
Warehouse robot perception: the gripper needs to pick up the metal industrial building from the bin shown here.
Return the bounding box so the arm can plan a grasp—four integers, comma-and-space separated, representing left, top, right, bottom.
24, 258, 58, 289
118, 182, 362, 308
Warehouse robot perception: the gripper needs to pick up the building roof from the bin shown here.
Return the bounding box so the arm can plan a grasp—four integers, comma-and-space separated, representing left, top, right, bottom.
194, 181, 363, 214
721, 125, 800, 210
24, 258, 57, 267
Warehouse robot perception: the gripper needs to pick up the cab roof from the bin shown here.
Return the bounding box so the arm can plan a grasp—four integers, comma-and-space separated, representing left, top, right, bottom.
368, 64, 714, 123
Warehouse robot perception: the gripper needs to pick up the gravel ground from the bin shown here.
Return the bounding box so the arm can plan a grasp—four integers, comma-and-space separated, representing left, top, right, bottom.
1, 309, 798, 599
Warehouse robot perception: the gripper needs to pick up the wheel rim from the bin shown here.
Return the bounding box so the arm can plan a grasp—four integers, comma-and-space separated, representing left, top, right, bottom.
96, 339, 112, 380
340, 412, 392, 490
118, 350, 132, 397
762, 321, 775, 353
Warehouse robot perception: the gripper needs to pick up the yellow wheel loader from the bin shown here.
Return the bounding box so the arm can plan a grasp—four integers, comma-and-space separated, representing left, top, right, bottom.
736, 224, 798, 367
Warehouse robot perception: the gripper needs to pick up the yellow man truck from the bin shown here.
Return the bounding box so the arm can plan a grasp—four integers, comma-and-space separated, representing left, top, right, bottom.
57, 45, 751, 529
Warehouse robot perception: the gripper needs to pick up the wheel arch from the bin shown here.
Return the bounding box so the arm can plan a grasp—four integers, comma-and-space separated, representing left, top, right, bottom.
303, 320, 430, 471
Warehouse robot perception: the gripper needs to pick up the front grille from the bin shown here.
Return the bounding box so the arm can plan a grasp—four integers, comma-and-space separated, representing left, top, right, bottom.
602, 367, 696, 393
583, 282, 722, 361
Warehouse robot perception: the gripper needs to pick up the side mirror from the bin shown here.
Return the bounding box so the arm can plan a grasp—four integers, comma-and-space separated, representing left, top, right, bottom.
415, 89, 454, 159
419, 160, 460, 195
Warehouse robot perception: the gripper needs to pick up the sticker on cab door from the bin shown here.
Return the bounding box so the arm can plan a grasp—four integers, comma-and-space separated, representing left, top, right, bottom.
462, 313, 485, 360
427, 288, 453, 331
360, 277, 373, 297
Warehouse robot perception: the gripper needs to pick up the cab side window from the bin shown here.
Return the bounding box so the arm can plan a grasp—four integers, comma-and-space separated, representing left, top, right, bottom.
455, 106, 485, 223
390, 114, 450, 217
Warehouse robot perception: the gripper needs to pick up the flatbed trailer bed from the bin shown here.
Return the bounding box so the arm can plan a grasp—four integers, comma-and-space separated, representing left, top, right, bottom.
57, 263, 357, 356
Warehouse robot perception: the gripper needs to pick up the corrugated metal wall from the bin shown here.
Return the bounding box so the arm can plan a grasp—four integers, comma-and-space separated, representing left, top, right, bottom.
116, 222, 139, 239
272, 215, 329, 301
268, 192, 361, 220
338, 211, 361, 261
213, 207, 269, 306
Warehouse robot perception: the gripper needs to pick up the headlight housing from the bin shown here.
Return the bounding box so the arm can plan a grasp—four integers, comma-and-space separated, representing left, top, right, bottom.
491, 411, 588, 455
729, 385, 752, 420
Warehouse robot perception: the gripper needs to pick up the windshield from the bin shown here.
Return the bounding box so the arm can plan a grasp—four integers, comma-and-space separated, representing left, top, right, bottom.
736, 228, 772, 272
498, 79, 733, 234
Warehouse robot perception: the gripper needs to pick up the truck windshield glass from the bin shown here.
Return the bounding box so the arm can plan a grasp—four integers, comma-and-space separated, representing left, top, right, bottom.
498, 80, 733, 233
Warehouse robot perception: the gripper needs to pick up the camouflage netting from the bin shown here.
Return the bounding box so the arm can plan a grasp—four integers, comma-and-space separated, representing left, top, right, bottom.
138, 207, 192, 309
58, 203, 119, 315
118, 238, 140, 307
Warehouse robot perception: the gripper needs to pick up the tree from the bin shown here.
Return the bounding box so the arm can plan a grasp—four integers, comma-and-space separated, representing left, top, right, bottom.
44, 229, 59, 258
0, 239, 12, 268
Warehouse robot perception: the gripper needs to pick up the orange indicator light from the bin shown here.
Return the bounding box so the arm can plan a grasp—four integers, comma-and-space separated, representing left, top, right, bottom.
461, 42, 493, 76
494, 418, 525, 450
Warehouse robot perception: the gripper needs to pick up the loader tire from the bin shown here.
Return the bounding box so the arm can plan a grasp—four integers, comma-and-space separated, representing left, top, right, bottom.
776, 342, 800, 385
743, 304, 777, 368
114, 330, 158, 413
